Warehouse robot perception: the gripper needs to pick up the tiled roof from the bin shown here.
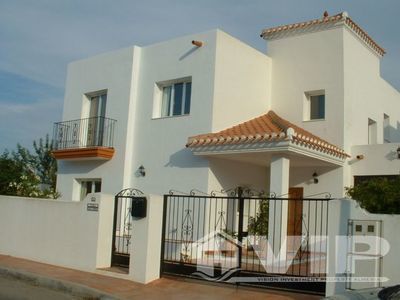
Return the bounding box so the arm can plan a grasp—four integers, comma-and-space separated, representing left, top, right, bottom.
260, 12, 385, 57
186, 111, 348, 159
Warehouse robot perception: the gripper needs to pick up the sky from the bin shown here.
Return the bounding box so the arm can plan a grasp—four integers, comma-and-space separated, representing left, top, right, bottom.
0, 0, 399, 152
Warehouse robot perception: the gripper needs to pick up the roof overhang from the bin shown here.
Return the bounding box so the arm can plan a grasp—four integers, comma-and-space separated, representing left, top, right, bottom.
190, 140, 345, 167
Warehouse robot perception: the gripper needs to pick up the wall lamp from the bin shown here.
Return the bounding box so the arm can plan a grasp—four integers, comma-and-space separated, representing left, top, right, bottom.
397, 147, 400, 159
138, 165, 146, 177
312, 172, 319, 184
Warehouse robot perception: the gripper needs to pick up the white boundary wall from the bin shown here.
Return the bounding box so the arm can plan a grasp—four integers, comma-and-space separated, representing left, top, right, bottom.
326, 198, 400, 296
0, 194, 114, 272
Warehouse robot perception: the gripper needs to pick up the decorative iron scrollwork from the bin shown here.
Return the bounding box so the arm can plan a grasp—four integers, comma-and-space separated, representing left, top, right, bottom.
116, 188, 144, 197
189, 189, 209, 196
210, 187, 237, 197
181, 208, 194, 263
242, 188, 268, 197
215, 211, 227, 231
168, 189, 190, 195
304, 192, 332, 199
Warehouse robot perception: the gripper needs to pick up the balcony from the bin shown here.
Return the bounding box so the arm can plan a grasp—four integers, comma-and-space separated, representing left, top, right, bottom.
52, 117, 117, 160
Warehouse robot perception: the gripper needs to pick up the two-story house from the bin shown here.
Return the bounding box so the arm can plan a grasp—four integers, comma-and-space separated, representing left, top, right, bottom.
53, 11, 400, 203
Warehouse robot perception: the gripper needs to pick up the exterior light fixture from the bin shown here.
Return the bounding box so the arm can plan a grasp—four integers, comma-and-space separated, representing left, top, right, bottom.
312, 172, 319, 184
138, 165, 146, 177
397, 147, 400, 159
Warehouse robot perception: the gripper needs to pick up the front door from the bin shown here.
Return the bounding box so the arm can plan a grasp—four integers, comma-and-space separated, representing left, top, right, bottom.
287, 187, 303, 252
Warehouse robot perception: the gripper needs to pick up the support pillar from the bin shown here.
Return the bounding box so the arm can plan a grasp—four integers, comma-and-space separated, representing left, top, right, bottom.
129, 194, 163, 283
267, 156, 290, 273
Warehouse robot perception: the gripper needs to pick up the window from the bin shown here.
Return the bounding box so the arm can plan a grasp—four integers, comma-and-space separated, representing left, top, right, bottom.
87, 91, 107, 146
160, 81, 191, 117
304, 91, 325, 121
367, 225, 375, 233
80, 179, 101, 200
384, 114, 390, 143
310, 95, 325, 120
368, 118, 377, 144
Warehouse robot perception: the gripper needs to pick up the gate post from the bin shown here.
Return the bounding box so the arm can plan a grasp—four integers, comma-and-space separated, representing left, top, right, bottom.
129, 194, 164, 284
237, 187, 244, 275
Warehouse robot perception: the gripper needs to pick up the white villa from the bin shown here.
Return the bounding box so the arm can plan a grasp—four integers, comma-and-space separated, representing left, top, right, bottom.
1, 11, 400, 298
53, 11, 400, 202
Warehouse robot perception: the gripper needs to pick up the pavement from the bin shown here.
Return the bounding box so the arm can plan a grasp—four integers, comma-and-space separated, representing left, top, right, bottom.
0, 276, 82, 300
0, 255, 321, 300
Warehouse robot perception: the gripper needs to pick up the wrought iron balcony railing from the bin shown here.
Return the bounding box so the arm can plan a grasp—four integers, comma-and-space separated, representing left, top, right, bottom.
53, 117, 117, 150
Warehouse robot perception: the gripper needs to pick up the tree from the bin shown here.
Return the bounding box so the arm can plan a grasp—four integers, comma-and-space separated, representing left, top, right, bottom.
0, 152, 21, 195
0, 135, 59, 199
248, 200, 269, 235
0, 151, 40, 197
32, 135, 57, 188
346, 176, 400, 214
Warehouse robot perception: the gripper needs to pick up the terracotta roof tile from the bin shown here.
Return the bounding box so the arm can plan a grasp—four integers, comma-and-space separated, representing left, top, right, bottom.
260, 12, 385, 57
187, 111, 348, 159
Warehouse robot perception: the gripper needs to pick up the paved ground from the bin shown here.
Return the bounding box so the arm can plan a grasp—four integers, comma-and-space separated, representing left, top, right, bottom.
0, 276, 80, 300
0, 255, 321, 300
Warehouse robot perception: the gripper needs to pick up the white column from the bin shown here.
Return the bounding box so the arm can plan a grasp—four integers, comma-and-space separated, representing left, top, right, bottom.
267, 156, 290, 273
129, 194, 164, 283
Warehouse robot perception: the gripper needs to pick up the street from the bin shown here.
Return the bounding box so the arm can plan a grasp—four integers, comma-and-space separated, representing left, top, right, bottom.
0, 276, 80, 300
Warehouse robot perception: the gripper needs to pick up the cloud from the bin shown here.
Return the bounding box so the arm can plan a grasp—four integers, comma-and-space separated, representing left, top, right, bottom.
1, 0, 399, 88
0, 69, 63, 151
0, 96, 62, 152
0, 0, 400, 151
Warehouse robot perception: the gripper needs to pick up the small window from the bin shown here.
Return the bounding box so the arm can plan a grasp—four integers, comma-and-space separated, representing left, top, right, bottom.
309, 95, 325, 120
355, 225, 362, 232
384, 114, 390, 143
304, 91, 325, 121
368, 118, 377, 144
80, 179, 101, 200
160, 81, 191, 117
367, 225, 375, 233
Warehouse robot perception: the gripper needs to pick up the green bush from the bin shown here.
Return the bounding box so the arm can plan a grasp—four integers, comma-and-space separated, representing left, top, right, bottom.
346, 177, 400, 214
248, 200, 269, 235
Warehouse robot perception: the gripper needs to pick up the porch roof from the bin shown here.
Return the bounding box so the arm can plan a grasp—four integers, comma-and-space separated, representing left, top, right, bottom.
186, 111, 349, 163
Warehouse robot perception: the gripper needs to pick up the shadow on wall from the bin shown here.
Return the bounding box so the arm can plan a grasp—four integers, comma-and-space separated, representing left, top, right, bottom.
289, 166, 337, 187
385, 149, 398, 161
57, 160, 108, 175
208, 158, 269, 193
384, 122, 400, 143
165, 148, 208, 168
179, 46, 201, 61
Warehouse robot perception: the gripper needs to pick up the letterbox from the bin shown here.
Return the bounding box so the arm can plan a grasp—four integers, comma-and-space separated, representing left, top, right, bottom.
131, 197, 147, 219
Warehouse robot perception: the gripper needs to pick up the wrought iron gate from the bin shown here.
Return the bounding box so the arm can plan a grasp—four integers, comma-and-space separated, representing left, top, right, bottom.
111, 188, 143, 268
160, 188, 330, 295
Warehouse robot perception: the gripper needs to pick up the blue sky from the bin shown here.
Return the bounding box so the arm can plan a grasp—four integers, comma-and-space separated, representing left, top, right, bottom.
1, 0, 399, 152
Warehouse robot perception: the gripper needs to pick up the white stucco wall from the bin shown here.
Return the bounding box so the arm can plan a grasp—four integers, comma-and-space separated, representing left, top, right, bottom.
351, 143, 400, 177
211, 31, 271, 131
326, 198, 400, 296
342, 27, 400, 189
128, 30, 272, 195
268, 27, 345, 149
128, 30, 218, 195
0, 194, 114, 271
343, 28, 400, 149
57, 47, 139, 200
